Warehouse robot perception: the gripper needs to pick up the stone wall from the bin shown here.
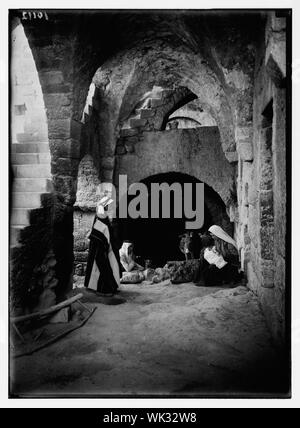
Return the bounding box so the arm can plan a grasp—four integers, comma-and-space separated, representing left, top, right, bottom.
115, 127, 235, 205
241, 13, 287, 346
13, 11, 288, 347
73, 154, 101, 273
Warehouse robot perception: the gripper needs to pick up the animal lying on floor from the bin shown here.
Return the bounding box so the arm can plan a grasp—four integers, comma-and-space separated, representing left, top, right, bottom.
179, 232, 202, 260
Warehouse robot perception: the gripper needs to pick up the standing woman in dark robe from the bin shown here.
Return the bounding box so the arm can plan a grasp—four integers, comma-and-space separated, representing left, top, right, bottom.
84, 197, 120, 295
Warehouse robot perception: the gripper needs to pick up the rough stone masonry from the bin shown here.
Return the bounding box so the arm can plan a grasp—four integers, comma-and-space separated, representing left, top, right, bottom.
10, 10, 288, 350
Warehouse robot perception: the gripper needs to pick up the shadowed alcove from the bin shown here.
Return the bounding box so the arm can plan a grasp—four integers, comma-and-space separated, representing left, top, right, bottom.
115, 172, 231, 266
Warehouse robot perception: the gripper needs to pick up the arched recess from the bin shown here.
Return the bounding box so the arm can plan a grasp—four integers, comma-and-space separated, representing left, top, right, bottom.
165, 116, 202, 129
114, 172, 231, 267
167, 98, 217, 128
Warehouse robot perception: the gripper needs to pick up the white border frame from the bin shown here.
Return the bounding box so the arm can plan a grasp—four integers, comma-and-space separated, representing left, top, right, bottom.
1, 0, 298, 408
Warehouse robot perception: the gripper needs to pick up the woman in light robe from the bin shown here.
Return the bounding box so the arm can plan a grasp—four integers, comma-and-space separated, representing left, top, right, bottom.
84, 198, 120, 295
119, 241, 145, 284
119, 241, 144, 273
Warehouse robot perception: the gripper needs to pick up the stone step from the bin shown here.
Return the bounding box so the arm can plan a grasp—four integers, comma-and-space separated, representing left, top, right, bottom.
150, 98, 164, 108
129, 117, 147, 128
161, 89, 174, 99
11, 153, 51, 165
119, 128, 139, 138
13, 178, 53, 193
12, 164, 51, 179
11, 208, 30, 226
16, 132, 47, 143
10, 225, 24, 247
138, 108, 155, 119
11, 143, 50, 154
12, 192, 42, 208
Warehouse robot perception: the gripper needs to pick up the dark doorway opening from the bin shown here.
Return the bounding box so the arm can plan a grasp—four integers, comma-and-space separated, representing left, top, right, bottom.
114, 172, 230, 267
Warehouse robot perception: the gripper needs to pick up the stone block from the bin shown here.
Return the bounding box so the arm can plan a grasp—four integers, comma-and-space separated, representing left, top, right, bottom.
51, 157, 79, 177
52, 175, 77, 201
13, 164, 51, 179
100, 156, 115, 171
12, 192, 42, 209
235, 126, 253, 141
248, 183, 258, 206
237, 140, 253, 161
43, 83, 72, 94
271, 14, 286, 32
229, 204, 238, 222
11, 208, 30, 226
246, 261, 260, 294
119, 128, 139, 138
225, 151, 238, 163
46, 103, 73, 120
44, 93, 72, 108
39, 70, 64, 86
74, 251, 89, 262
16, 133, 41, 143
129, 118, 147, 128
259, 189, 273, 212
139, 108, 156, 119
124, 136, 139, 145
74, 238, 89, 252
161, 89, 174, 99
11, 153, 51, 165
13, 178, 53, 193
261, 259, 274, 288
49, 138, 80, 159
34, 46, 64, 69
125, 142, 135, 153
150, 98, 164, 108
116, 145, 127, 155
48, 119, 82, 141
11, 143, 49, 153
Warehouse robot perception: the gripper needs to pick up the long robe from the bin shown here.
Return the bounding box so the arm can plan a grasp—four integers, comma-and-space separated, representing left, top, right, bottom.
84, 217, 120, 294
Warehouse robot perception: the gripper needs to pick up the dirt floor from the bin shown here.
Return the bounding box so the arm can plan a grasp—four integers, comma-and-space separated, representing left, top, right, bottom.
10, 280, 287, 397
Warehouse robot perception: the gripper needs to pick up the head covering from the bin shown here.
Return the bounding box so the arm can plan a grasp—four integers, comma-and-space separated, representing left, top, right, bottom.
208, 225, 238, 250
119, 241, 134, 259
96, 197, 114, 218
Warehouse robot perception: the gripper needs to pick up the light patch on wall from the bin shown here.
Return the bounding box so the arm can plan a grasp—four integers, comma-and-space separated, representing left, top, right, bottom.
222, 67, 251, 91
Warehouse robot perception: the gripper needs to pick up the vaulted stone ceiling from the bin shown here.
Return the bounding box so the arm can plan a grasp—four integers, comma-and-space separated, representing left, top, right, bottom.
19, 9, 265, 196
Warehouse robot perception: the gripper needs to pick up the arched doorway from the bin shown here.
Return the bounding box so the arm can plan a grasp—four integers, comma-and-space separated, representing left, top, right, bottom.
115, 172, 231, 267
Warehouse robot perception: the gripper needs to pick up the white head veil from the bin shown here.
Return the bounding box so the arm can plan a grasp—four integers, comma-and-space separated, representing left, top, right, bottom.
119, 241, 134, 259
96, 196, 114, 218
208, 225, 238, 250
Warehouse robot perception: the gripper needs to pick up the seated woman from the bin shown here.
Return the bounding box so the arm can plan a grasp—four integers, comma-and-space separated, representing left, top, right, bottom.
84, 197, 120, 295
119, 241, 145, 283
196, 225, 242, 287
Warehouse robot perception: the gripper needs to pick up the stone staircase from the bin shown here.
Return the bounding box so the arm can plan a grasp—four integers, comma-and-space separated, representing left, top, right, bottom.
11, 140, 52, 247
120, 86, 175, 136
119, 86, 193, 138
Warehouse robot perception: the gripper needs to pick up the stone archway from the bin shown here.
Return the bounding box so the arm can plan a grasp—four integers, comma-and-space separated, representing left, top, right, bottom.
115, 172, 231, 267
